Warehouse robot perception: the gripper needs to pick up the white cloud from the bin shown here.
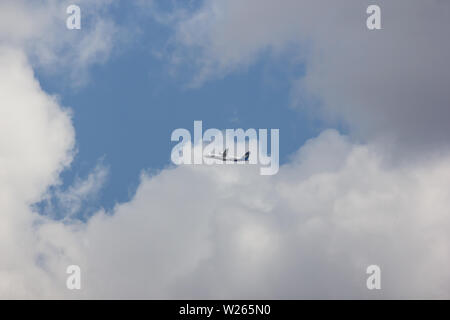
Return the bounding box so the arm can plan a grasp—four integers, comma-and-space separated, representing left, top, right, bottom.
0, 46, 75, 204
0, 46, 75, 298
27, 130, 450, 299
0, 0, 120, 84
39, 162, 109, 221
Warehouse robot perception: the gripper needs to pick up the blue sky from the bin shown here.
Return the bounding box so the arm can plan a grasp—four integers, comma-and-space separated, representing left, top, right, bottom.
35, 2, 328, 213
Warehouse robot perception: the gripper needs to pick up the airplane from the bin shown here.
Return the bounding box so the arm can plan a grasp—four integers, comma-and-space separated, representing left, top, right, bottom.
206, 148, 250, 162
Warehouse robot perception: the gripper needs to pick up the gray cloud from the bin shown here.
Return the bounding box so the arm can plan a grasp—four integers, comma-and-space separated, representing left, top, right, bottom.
167, 0, 450, 154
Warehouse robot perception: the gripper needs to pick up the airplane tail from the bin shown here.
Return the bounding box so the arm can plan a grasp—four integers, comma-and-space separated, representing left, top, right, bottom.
244, 151, 250, 161
222, 148, 228, 161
